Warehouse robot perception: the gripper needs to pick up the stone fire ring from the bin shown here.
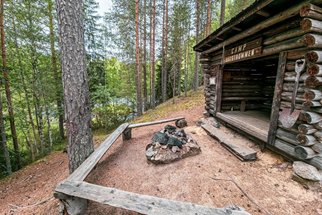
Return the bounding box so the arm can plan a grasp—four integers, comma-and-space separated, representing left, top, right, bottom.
146, 125, 201, 164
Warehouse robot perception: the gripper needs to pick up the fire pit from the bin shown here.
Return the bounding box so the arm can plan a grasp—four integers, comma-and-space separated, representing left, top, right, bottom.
146, 125, 201, 164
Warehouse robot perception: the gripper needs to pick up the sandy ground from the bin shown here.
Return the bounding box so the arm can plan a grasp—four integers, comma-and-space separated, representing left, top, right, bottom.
1, 105, 322, 214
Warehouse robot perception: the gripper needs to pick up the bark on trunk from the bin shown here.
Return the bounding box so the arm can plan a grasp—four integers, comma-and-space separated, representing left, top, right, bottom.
56, 0, 94, 174
49, 0, 64, 139
161, 0, 165, 103
143, 0, 147, 111
0, 0, 21, 169
220, 0, 226, 26
135, 0, 142, 116
194, 1, 200, 92
151, 0, 156, 109
206, 0, 211, 36
0, 89, 11, 174
163, 0, 169, 102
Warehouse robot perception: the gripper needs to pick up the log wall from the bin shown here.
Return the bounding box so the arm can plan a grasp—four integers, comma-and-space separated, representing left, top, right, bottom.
201, 2, 322, 170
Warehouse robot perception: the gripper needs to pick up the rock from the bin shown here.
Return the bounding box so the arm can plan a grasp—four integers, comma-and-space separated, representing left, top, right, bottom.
154, 142, 161, 150
164, 125, 177, 134
172, 146, 181, 153
175, 119, 187, 128
174, 129, 186, 138
146, 146, 158, 158
152, 132, 169, 145
146, 142, 153, 151
293, 161, 322, 181
167, 137, 182, 148
153, 150, 181, 164
162, 145, 167, 149
292, 173, 322, 191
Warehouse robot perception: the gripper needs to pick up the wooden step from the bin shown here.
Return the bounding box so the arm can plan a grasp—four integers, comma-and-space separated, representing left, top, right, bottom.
202, 124, 257, 161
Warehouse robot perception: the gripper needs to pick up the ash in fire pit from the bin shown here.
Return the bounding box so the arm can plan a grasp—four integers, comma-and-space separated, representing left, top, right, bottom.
146, 125, 201, 164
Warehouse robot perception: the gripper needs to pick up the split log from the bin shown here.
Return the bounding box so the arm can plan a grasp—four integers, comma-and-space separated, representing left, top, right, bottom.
300, 4, 322, 20
202, 1, 317, 55
305, 50, 322, 63
282, 83, 306, 93
305, 76, 322, 86
278, 123, 300, 134
314, 121, 322, 129
286, 62, 295, 71
298, 124, 317, 134
304, 89, 322, 100
281, 96, 306, 103
276, 128, 299, 145
303, 101, 322, 107
311, 142, 322, 153
288, 49, 310, 60
294, 145, 317, 159
304, 33, 322, 47
263, 37, 306, 57
263, 28, 306, 46
280, 101, 308, 110
209, 105, 215, 110
310, 106, 322, 113
284, 72, 309, 82
282, 92, 304, 98
296, 134, 318, 146
313, 131, 322, 140
301, 18, 322, 33
300, 111, 322, 123
307, 64, 322, 76
205, 106, 210, 110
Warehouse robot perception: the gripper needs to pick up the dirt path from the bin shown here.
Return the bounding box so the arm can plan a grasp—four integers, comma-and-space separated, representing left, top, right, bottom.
1, 104, 321, 214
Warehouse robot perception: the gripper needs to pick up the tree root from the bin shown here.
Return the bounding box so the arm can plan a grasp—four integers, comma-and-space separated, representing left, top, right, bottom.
209, 171, 273, 215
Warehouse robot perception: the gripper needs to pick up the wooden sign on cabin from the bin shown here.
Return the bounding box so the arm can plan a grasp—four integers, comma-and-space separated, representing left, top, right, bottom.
223, 38, 262, 64
209, 77, 216, 85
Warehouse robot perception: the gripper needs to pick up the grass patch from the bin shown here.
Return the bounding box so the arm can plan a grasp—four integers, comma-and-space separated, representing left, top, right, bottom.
133, 87, 204, 124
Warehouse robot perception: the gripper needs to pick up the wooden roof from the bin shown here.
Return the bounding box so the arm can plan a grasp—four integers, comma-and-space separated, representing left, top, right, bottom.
194, 0, 322, 53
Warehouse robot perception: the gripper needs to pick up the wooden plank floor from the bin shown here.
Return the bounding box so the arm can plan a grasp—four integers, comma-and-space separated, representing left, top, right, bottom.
216, 110, 270, 143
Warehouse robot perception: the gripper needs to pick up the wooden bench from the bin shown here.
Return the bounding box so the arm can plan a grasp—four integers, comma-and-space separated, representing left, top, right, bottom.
122, 117, 185, 140
54, 120, 250, 215
222, 97, 269, 112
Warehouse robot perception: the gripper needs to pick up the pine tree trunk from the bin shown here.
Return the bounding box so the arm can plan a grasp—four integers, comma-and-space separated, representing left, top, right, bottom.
56, 0, 94, 174
48, 0, 64, 139
184, 40, 188, 97
0, 0, 21, 169
143, 0, 147, 111
207, 0, 211, 36
136, 0, 142, 117
243, 0, 247, 9
161, 0, 165, 103
164, 0, 168, 102
151, 0, 156, 109
220, 0, 226, 26
12, 16, 39, 153
149, 0, 153, 107
194, 0, 200, 92
0, 90, 11, 174
178, 39, 182, 97
173, 60, 176, 104
18, 92, 34, 161
42, 91, 53, 149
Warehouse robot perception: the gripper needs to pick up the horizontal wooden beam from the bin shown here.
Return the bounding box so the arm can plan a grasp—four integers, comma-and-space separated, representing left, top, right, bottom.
129, 117, 184, 128
67, 123, 129, 182
55, 180, 250, 215
201, 0, 320, 55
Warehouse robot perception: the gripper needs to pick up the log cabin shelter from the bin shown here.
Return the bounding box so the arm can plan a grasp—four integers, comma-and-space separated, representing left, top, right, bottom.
194, 0, 322, 170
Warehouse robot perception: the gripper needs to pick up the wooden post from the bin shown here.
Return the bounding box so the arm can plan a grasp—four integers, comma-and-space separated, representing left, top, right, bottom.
122, 128, 132, 141
54, 192, 88, 215
267, 52, 287, 148
215, 65, 223, 114
241, 100, 246, 112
